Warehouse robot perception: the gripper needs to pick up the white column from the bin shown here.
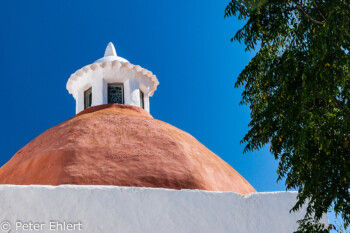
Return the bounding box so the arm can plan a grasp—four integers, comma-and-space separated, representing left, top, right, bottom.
123, 80, 131, 105
102, 80, 108, 104
76, 91, 84, 114
129, 79, 140, 107
145, 95, 150, 112
92, 78, 104, 107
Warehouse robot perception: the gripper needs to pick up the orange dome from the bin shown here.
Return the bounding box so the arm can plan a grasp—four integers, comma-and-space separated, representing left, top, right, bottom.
0, 104, 256, 195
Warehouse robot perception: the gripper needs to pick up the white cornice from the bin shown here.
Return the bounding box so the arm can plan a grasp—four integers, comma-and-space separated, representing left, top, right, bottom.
66, 60, 159, 98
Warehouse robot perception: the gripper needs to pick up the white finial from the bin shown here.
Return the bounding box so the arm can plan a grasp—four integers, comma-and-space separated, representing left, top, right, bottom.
104, 42, 117, 57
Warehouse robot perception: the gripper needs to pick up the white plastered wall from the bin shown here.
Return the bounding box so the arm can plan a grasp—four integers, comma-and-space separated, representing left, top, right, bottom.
0, 185, 327, 233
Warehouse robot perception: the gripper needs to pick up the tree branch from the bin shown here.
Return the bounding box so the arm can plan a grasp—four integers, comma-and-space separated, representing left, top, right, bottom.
312, 0, 326, 21
296, 2, 325, 25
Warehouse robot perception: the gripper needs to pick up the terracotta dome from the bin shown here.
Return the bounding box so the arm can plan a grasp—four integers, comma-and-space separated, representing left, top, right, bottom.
0, 104, 256, 195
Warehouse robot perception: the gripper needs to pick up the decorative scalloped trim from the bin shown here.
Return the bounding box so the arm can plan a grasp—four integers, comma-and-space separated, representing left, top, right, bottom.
67, 61, 158, 97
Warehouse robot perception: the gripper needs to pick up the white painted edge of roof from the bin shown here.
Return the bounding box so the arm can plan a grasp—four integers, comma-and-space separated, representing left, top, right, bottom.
66, 60, 159, 97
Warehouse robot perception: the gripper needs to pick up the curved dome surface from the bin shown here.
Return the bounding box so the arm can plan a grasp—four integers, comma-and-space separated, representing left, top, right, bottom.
0, 105, 256, 195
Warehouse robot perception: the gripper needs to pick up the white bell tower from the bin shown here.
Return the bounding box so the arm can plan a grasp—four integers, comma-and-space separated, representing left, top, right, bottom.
66, 42, 159, 114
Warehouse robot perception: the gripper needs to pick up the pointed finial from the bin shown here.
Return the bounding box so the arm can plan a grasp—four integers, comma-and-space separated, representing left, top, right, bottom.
104, 42, 117, 57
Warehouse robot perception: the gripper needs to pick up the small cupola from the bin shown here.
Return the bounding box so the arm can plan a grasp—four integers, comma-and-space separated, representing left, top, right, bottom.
66, 42, 159, 114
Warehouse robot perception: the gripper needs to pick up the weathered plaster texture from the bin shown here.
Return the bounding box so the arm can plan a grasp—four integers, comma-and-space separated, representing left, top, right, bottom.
0, 105, 255, 195
0, 185, 327, 233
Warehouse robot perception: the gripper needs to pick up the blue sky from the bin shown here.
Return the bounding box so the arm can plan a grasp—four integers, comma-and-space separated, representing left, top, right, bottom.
0, 0, 285, 193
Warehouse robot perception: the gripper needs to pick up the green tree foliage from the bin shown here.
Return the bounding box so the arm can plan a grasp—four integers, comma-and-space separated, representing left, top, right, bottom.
295, 218, 332, 233
225, 0, 350, 229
